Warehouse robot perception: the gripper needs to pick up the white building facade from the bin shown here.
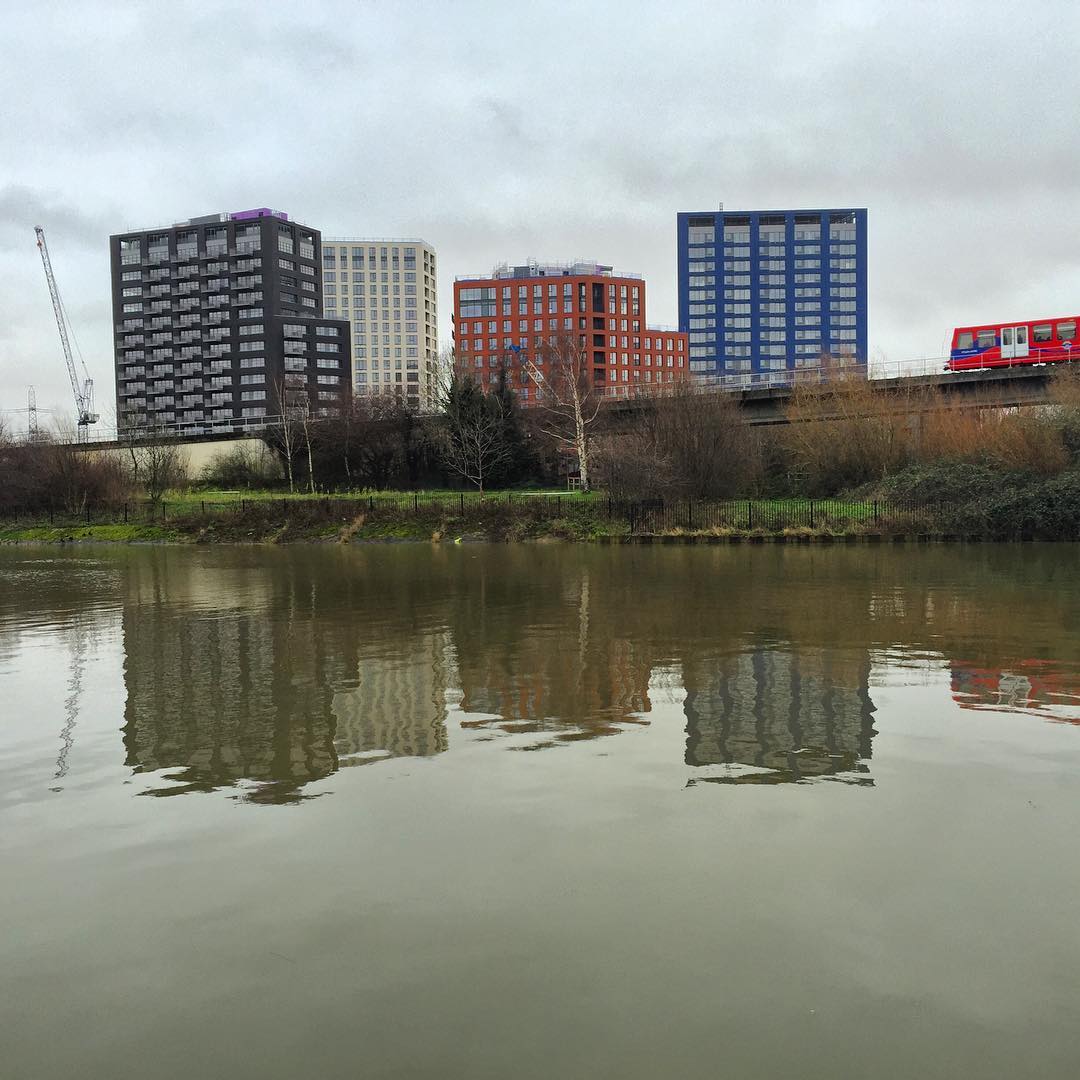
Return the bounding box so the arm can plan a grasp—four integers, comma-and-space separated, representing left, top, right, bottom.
322, 239, 440, 411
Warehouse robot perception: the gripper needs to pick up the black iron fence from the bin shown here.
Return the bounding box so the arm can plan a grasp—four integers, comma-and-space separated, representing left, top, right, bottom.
612, 496, 945, 535
0, 492, 984, 536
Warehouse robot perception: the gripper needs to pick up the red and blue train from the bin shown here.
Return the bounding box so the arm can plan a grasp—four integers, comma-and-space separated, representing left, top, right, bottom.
948, 314, 1078, 371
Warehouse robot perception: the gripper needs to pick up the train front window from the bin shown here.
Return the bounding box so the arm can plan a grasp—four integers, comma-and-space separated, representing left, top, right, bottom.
1033, 323, 1052, 343
1057, 320, 1076, 342
977, 329, 996, 348
957, 331, 974, 349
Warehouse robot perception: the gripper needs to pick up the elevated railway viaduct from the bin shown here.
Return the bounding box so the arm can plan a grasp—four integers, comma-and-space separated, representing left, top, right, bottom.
605, 365, 1059, 426
67, 365, 1059, 459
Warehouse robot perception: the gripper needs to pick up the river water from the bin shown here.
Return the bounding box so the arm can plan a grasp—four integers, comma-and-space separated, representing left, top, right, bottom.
2, 542, 1079, 1078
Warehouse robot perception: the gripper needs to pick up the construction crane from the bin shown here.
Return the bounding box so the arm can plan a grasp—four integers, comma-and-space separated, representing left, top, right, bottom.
34, 225, 99, 439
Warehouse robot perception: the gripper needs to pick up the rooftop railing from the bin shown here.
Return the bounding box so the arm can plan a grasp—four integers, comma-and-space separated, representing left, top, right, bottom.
324, 236, 428, 242
456, 261, 642, 282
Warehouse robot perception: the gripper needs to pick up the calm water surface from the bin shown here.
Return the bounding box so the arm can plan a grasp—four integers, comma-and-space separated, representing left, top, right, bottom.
2, 543, 1079, 1078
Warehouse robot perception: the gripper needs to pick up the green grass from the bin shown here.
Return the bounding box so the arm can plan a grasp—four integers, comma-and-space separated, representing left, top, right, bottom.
0, 493, 941, 545
174, 486, 596, 503
0, 523, 183, 543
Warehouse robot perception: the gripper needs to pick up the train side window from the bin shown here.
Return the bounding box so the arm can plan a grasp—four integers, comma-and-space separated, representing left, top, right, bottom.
1033, 323, 1053, 343
977, 329, 996, 348
957, 331, 974, 349
1057, 320, 1076, 342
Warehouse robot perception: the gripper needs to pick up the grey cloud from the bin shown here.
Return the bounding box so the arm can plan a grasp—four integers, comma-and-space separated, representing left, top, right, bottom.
4, 0, 1080, 413
0, 186, 113, 252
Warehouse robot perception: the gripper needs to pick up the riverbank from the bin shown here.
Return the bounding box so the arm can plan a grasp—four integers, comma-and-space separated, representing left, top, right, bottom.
0, 494, 1069, 544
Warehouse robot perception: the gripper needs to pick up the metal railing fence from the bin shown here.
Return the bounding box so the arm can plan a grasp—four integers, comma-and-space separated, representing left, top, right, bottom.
0, 491, 1010, 537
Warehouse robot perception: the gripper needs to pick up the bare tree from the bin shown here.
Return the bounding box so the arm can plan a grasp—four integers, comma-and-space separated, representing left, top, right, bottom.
524, 331, 603, 491
299, 399, 316, 494
140, 439, 189, 503
116, 403, 143, 489
116, 405, 188, 502
438, 372, 513, 493
269, 374, 308, 493
647, 381, 763, 497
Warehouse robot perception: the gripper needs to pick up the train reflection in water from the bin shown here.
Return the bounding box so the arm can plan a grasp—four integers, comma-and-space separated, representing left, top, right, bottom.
951, 662, 1080, 723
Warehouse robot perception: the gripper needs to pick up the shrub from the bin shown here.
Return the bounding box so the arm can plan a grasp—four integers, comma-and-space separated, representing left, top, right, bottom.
200, 443, 280, 489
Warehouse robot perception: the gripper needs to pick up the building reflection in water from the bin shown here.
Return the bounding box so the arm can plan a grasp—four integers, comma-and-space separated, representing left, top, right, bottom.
332, 632, 454, 766
452, 569, 653, 748
113, 545, 1080, 800
683, 642, 876, 785
121, 554, 350, 803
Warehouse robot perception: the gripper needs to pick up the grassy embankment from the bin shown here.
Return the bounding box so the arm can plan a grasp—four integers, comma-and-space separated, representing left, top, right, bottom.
0, 490, 933, 545
0, 523, 187, 544
0, 494, 612, 544
8, 463, 1080, 543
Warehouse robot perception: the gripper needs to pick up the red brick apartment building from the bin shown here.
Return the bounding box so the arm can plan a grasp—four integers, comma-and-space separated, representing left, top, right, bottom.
453, 261, 688, 403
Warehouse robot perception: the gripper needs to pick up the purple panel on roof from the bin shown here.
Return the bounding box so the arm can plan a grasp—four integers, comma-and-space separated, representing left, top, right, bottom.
229, 208, 289, 221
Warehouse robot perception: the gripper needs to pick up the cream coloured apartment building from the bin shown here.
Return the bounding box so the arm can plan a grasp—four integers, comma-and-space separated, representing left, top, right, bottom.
322, 239, 440, 411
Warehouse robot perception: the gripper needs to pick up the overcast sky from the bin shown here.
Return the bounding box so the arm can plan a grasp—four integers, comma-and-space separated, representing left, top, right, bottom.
2, 0, 1078, 431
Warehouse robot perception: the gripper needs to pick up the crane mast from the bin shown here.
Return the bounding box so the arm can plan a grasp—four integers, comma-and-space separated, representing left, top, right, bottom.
34, 225, 98, 438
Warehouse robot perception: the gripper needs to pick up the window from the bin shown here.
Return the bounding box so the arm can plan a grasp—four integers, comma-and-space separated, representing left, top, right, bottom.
1057, 320, 1076, 342
976, 329, 996, 349
1032, 323, 1053, 344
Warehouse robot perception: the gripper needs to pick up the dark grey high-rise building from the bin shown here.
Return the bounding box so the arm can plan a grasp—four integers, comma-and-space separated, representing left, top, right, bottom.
110, 208, 351, 435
